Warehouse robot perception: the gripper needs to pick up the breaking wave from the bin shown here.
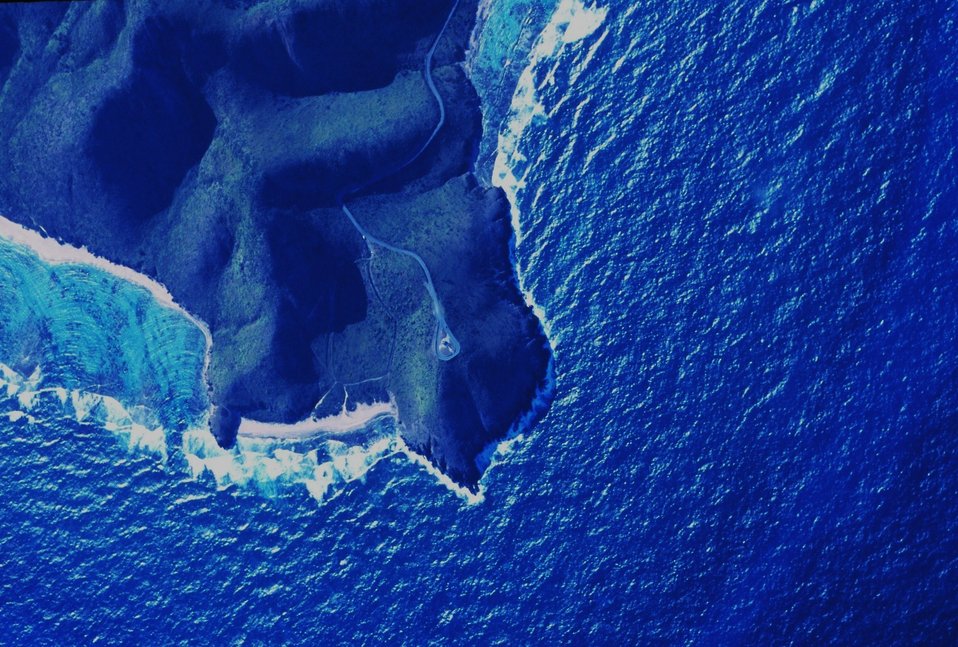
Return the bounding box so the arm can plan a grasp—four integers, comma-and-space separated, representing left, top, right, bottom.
466, 0, 607, 485
0, 0, 608, 506
0, 227, 415, 504
492, 0, 609, 249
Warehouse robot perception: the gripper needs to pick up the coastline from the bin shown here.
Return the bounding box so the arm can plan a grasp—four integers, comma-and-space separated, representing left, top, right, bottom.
0, 213, 403, 445
0, 0, 562, 498
462, 0, 566, 489
0, 212, 215, 358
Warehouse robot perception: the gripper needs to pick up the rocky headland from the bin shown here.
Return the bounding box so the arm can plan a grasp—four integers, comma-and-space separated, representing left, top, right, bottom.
0, 0, 551, 490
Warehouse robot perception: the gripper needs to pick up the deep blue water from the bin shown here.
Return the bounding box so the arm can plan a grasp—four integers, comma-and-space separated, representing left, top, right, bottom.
2, 0, 958, 643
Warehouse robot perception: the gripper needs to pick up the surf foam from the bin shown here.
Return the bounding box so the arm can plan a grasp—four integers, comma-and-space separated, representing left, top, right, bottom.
0, 362, 170, 459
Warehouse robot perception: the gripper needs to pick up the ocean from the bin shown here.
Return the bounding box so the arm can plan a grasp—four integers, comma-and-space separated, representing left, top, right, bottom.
2, 0, 958, 642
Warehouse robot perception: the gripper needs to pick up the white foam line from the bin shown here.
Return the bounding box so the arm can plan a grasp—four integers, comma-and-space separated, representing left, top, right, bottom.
560, 0, 608, 43
466, 0, 608, 488
1, 0, 593, 496
0, 214, 477, 503
0, 362, 170, 460
492, 0, 608, 245
396, 436, 485, 505
490, 0, 608, 325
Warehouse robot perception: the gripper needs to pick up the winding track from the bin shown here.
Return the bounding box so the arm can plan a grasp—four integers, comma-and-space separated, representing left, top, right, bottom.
337, 0, 462, 361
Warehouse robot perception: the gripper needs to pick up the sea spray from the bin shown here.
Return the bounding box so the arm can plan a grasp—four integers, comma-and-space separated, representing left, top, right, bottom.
0, 363, 170, 459
493, 0, 609, 248
0, 0, 596, 503
182, 419, 403, 503
463, 0, 607, 487
0, 228, 408, 503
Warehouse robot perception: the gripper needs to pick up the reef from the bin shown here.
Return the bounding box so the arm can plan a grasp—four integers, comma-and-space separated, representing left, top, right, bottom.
0, 0, 550, 490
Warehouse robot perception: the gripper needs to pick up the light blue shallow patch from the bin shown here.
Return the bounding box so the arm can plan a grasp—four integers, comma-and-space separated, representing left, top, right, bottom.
0, 237, 209, 433
0, 234, 418, 504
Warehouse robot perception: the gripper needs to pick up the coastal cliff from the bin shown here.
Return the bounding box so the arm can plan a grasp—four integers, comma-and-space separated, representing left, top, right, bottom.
0, 0, 550, 490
